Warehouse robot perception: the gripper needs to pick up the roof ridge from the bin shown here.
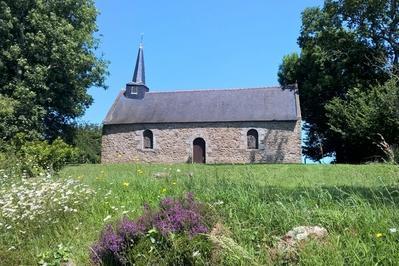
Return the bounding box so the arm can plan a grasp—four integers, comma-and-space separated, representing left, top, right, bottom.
147, 85, 284, 94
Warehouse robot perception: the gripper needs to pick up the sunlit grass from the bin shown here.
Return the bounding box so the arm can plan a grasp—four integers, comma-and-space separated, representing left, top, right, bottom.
0, 163, 398, 264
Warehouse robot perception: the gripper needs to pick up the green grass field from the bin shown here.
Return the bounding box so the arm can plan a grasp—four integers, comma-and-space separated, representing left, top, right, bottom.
1, 163, 399, 265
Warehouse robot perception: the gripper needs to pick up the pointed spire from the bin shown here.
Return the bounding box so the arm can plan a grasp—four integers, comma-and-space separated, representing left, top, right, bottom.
125, 36, 149, 99
132, 35, 145, 85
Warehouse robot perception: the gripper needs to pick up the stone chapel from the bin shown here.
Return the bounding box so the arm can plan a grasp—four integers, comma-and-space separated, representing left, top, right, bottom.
101, 43, 302, 164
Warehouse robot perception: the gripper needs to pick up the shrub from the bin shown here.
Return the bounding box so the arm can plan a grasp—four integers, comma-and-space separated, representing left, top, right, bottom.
91, 193, 216, 265
18, 137, 79, 174
0, 134, 79, 177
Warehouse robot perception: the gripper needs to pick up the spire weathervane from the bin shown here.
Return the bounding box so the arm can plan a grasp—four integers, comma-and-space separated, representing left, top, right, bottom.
140, 33, 144, 48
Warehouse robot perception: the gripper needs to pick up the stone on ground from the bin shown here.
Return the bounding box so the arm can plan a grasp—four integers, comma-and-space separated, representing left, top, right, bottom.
277, 225, 328, 252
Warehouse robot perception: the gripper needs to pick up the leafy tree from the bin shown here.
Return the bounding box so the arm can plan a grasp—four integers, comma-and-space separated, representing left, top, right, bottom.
0, 0, 108, 141
73, 123, 102, 163
0, 95, 18, 140
278, 0, 398, 162
326, 78, 399, 162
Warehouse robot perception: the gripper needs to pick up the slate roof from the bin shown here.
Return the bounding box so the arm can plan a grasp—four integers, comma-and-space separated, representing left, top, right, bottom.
103, 85, 301, 125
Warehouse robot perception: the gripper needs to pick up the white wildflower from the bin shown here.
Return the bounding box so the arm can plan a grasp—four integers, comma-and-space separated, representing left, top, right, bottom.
214, 200, 224, 206
192, 250, 200, 257
0, 177, 95, 229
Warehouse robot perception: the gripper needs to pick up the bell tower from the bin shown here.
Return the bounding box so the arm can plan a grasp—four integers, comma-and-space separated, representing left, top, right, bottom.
125, 37, 149, 99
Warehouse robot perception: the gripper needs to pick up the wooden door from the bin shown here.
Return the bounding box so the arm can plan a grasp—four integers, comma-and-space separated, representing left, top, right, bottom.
193, 138, 206, 163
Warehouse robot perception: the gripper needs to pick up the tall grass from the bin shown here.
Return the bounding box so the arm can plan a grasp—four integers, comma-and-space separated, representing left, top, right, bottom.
0, 164, 398, 264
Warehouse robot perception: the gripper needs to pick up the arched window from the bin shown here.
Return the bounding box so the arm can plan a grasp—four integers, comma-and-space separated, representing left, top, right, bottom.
247, 129, 258, 149
143, 129, 153, 149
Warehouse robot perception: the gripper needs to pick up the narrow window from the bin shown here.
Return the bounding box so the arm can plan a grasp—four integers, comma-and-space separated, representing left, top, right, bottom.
131, 87, 138, 94
143, 129, 153, 149
247, 129, 258, 149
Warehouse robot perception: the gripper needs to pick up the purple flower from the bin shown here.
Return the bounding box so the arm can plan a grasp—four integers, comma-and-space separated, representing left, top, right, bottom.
90, 243, 104, 264
160, 197, 175, 209
101, 225, 124, 253
118, 217, 145, 239
90, 193, 211, 264
153, 193, 209, 236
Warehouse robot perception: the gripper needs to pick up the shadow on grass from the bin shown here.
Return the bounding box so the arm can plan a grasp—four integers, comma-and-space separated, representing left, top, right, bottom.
258, 185, 399, 205
207, 177, 399, 206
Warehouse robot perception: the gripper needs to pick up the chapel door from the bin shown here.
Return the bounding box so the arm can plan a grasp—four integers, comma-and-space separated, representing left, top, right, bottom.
193, 138, 206, 163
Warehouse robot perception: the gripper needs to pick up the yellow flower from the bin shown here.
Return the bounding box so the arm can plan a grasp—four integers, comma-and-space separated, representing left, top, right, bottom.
137, 169, 144, 174
161, 188, 167, 193
375, 233, 383, 238
172, 182, 176, 185
123, 182, 129, 187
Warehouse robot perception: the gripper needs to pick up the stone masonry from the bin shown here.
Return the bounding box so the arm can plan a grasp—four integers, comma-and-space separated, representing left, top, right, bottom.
101, 120, 301, 164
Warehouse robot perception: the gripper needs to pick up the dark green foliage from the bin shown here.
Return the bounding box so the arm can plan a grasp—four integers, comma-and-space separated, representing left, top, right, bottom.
73, 123, 102, 164
326, 78, 399, 162
278, 0, 398, 162
0, 0, 108, 141
278, 53, 300, 87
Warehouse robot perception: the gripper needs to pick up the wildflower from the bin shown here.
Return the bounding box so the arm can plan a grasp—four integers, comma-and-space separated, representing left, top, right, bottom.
161, 188, 167, 193
103, 215, 112, 222
172, 182, 176, 185
137, 169, 144, 174
214, 200, 224, 206
192, 250, 200, 257
176, 169, 181, 173
389, 228, 397, 233
375, 233, 383, 238
123, 182, 129, 187
91, 193, 209, 264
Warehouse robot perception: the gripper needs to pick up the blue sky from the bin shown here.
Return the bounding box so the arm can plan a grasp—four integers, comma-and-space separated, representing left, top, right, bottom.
83, 0, 325, 124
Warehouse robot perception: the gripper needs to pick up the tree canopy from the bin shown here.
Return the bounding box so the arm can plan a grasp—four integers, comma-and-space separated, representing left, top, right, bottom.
278, 0, 398, 163
0, 0, 108, 141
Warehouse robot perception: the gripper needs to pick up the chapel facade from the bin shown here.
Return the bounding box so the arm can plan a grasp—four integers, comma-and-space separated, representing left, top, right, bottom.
101, 44, 302, 164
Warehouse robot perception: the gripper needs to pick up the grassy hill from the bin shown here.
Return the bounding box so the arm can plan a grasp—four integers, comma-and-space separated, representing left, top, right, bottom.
1, 164, 398, 264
